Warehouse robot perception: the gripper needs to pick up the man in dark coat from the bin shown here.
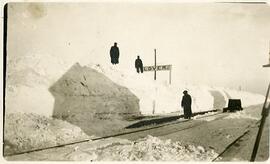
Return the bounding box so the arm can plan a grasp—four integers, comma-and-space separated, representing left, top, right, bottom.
135, 56, 143, 73
181, 90, 192, 119
110, 42, 120, 65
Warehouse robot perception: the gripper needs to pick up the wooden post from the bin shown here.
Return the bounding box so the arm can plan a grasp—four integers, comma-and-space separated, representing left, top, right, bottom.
250, 83, 270, 161
268, 41, 270, 64
3, 4, 8, 157
169, 65, 172, 85
154, 49, 156, 80
152, 100, 155, 115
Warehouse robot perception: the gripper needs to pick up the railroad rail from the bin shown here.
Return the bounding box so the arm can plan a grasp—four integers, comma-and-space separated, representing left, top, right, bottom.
212, 120, 261, 162
6, 109, 258, 160
4, 110, 223, 157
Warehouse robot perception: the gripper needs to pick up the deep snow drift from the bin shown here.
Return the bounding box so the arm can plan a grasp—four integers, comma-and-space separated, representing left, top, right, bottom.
6, 52, 265, 116
4, 113, 89, 155
49, 63, 141, 136
6, 135, 219, 161
89, 63, 266, 115
5, 55, 266, 155
6, 105, 268, 161
67, 135, 218, 161
224, 109, 260, 120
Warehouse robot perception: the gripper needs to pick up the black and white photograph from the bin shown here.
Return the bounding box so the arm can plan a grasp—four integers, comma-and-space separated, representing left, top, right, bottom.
2, 0, 270, 162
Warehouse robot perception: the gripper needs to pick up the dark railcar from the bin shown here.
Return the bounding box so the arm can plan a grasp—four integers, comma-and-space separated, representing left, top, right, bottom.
223, 99, 243, 112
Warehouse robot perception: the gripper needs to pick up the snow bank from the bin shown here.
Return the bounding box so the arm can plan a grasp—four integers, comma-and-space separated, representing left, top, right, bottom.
7, 53, 70, 86
4, 113, 90, 155
6, 52, 265, 117
6, 53, 70, 116
90, 63, 265, 115
49, 63, 141, 136
67, 135, 218, 161
193, 111, 220, 121
90, 64, 215, 114
5, 85, 54, 116
224, 111, 260, 120
211, 87, 265, 108
90, 64, 177, 114
186, 86, 214, 112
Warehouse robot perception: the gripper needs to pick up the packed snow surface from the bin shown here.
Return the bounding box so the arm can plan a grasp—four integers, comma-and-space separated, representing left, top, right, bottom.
193, 111, 220, 121
6, 52, 265, 116
224, 110, 260, 120
212, 87, 266, 108
4, 113, 90, 154
66, 135, 218, 161
90, 64, 265, 114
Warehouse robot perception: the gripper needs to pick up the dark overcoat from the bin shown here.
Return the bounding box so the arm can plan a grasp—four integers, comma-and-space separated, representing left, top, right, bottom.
110, 46, 119, 64
181, 94, 192, 118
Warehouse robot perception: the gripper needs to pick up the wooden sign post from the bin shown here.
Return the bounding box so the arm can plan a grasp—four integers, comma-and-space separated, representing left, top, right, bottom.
154, 49, 157, 80
143, 49, 172, 84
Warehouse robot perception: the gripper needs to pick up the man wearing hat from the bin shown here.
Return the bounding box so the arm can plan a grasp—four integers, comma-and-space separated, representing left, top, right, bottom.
181, 90, 192, 119
110, 42, 120, 65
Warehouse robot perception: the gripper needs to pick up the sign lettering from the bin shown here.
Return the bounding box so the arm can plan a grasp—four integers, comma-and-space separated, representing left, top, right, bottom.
143, 65, 171, 71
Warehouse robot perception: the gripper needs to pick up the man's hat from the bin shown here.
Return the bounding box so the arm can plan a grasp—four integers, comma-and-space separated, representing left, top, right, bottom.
183, 90, 188, 94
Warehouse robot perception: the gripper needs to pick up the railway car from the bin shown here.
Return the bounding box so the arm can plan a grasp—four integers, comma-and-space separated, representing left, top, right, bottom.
223, 99, 243, 112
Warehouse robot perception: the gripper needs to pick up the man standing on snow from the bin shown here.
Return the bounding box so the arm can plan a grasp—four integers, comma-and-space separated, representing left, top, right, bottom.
181, 90, 192, 119
135, 56, 143, 73
110, 42, 120, 65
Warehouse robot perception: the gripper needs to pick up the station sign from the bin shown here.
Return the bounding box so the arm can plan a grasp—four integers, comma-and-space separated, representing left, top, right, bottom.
143, 65, 172, 72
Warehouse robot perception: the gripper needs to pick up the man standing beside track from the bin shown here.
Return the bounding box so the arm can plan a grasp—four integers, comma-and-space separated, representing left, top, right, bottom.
181, 90, 192, 119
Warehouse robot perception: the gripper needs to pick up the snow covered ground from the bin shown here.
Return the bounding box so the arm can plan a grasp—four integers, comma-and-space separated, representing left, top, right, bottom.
193, 111, 220, 121
6, 105, 267, 161
6, 51, 265, 116
5, 57, 267, 157
5, 3, 269, 161
67, 135, 218, 161
4, 113, 90, 155
90, 63, 266, 115
6, 135, 219, 161
224, 110, 260, 120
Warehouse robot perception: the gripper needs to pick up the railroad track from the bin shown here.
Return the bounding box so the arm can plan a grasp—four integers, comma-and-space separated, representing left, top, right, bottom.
7, 110, 253, 159
4, 110, 225, 157
211, 120, 261, 162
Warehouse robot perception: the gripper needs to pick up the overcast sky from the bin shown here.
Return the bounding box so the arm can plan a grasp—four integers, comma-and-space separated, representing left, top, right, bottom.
8, 2, 270, 94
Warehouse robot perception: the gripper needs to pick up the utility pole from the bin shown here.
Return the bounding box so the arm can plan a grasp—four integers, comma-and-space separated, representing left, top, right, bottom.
250, 42, 270, 161
3, 4, 8, 157
154, 49, 157, 80
250, 83, 270, 161
263, 41, 270, 67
